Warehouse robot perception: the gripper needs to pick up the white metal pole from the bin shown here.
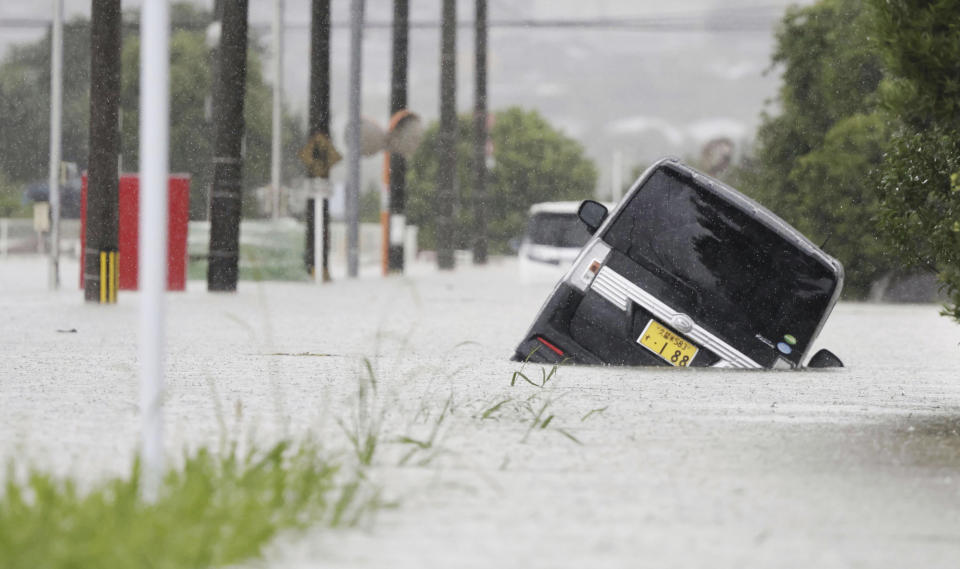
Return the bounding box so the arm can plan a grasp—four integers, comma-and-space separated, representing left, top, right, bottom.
48, 0, 63, 290
270, 0, 284, 219
346, 0, 364, 278
139, 0, 170, 501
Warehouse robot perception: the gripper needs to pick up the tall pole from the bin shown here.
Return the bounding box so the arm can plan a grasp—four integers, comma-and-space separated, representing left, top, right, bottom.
472, 0, 488, 265
345, 0, 364, 278
386, 0, 409, 273
48, 0, 63, 289
305, 0, 332, 282
84, 0, 121, 303
207, 0, 249, 292
139, 0, 170, 501
436, 0, 457, 270
270, 0, 284, 220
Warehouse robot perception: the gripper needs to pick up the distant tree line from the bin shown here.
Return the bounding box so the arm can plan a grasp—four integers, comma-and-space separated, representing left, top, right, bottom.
733, 0, 960, 321
0, 3, 304, 220
406, 107, 598, 254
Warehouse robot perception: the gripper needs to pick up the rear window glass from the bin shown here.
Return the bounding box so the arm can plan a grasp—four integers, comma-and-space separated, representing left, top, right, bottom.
602, 167, 837, 361
526, 212, 591, 248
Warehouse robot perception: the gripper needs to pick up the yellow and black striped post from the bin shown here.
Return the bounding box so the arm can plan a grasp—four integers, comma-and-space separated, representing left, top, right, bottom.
86, 248, 118, 304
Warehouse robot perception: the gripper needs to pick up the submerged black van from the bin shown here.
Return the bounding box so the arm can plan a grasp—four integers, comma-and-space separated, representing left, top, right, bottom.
512, 158, 844, 369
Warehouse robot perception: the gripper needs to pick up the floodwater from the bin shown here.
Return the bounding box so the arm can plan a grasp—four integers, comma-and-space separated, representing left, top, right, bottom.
2, 255, 960, 568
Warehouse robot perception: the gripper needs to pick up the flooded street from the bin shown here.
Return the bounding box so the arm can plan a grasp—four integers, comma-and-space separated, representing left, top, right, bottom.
3, 0, 959, 565
2, 255, 960, 567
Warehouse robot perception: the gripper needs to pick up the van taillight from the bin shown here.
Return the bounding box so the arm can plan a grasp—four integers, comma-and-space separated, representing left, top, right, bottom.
536, 336, 564, 356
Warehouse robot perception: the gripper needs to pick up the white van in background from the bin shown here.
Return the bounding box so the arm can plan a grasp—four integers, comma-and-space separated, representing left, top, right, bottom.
519, 201, 608, 283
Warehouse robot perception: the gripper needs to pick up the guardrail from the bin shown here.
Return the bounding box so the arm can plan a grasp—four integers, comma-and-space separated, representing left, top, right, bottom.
0, 218, 82, 257
186, 219, 418, 280
187, 219, 416, 263
1, 217, 418, 280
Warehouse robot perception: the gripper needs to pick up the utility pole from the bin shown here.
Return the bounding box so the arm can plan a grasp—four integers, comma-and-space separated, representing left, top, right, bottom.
84, 0, 121, 303
345, 0, 364, 278
472, 0, 488, 265
305, 0, 334, 282
270, 0, 284, 220
48, 0, 63, 289
207, 0, 249, 292
386, 0, 409, 273
436, 0, 456, 270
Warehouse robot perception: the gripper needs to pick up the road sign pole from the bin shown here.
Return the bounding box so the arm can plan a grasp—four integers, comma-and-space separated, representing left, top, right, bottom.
300, 134, 340, 281
387, 0, 409, 274
307, 0, 332, 282
313, 183, 330, 282
304, 194, 315, 276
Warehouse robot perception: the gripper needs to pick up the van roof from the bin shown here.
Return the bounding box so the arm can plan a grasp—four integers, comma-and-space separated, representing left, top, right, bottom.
528, 201, 615, 215
528, 201, 582, 214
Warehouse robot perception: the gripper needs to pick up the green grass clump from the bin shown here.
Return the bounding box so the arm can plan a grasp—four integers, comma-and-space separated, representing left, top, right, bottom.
0, 441, 372, 569
476, 352, 585, 446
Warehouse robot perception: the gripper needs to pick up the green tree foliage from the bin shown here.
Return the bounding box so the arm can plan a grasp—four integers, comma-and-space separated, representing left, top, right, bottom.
868, 1, 960, 131
868, 0, 960, 320
0, 170, 29, 217
736, 0, 892, 297
0, 3, 304, 219
0, 20, 90, 184
787, 113, 891, 295
406, 107, 597, 254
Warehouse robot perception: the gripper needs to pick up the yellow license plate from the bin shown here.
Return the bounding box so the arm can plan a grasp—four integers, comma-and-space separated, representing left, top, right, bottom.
637, 319, 699, 367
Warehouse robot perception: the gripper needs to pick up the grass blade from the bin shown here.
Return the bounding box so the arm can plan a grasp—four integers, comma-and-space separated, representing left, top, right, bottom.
580, 406, 608, 422
480, 398, 512, 419
554, 428, 583, 445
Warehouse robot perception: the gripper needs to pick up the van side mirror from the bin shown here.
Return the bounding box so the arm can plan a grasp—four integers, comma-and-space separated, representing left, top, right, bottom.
578, 200, 608, 235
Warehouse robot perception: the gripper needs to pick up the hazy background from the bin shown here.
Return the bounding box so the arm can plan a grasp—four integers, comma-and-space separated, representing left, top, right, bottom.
0, 0, 813, 196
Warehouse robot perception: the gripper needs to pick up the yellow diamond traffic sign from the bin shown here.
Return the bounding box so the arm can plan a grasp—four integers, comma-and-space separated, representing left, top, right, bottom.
299, 133, 342, 178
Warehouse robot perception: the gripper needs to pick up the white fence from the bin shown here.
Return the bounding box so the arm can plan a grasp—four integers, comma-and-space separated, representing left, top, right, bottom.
1, 217, 418, 279
187, 218, 418, 279
0, 218, 82, 257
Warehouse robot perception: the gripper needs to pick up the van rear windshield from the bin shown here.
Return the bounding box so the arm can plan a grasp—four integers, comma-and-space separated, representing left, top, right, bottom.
526, 212, 592, 248
602, 167, 837, 361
